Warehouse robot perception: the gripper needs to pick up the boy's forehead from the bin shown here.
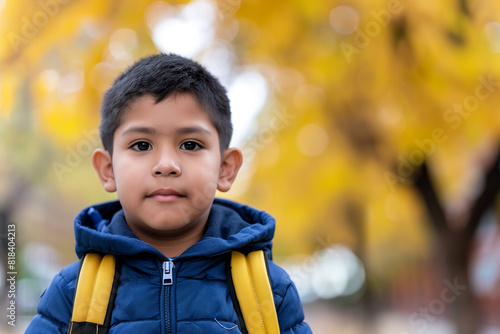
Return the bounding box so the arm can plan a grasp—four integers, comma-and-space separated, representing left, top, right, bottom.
125, 93, 207, 117
116, 93, 217, 135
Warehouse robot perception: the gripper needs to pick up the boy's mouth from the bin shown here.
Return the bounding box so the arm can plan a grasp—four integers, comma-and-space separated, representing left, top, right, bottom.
147, 188, 185, 203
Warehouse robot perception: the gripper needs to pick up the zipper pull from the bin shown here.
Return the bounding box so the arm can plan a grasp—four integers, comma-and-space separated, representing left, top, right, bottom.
162, 261, 174, 285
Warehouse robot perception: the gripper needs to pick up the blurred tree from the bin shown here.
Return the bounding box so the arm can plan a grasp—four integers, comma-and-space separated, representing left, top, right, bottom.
228, 0, 500, 333
414, 153, 500, 333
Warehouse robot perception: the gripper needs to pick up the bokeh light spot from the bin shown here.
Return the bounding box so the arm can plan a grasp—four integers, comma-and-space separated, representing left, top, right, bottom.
297, 123, 329, 156
329, 6, 359, 35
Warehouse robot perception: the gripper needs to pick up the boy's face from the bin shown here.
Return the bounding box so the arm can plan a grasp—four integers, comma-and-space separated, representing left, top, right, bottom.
92, 93, 242, 245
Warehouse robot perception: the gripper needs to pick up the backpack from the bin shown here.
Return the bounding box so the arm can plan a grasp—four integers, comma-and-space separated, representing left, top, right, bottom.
67, 250, 280, 334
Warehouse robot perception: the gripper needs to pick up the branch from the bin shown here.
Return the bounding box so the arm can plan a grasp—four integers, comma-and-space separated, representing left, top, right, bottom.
464, 146, 500, 239
413, 162, 448, 235
458, 0, 471, 18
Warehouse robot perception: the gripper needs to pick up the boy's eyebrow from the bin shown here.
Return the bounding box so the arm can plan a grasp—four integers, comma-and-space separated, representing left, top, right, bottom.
121, 126, 212, 137
175, 126, 212, 137
121, 126, 156, 136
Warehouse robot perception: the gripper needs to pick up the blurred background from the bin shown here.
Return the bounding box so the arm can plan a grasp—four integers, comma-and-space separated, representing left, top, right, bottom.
1, 0, 500, 333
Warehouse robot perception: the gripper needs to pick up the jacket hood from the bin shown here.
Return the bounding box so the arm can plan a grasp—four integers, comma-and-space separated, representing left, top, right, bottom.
74, 198, 275, 260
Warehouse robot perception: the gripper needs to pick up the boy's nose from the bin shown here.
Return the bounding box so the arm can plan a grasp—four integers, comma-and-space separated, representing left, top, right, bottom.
152, 154, 181, 176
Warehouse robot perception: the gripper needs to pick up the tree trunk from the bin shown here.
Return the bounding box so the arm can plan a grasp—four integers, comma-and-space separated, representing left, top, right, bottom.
413, 149, 500, 334
443, 233, 480, 334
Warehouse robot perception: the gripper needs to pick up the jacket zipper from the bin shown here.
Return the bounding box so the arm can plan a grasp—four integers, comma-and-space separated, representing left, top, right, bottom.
163, 260, 174, 334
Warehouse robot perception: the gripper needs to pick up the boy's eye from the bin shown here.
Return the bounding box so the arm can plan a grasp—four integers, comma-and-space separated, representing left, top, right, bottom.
180, 141, 202, 151
131, 141, 152, 151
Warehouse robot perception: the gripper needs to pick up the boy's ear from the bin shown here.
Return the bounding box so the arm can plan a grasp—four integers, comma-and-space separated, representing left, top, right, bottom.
92, 148, 116, 193
217, 148, 243, 192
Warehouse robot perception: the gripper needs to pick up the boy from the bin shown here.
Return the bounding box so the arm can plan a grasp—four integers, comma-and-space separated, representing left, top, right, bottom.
26, 54, 312, 333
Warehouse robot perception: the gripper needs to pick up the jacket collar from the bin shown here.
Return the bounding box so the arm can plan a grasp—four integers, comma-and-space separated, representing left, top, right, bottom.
74, 198, 275, 260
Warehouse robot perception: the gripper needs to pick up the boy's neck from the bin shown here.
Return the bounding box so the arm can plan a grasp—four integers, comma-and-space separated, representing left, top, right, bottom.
127, 223, 206, 258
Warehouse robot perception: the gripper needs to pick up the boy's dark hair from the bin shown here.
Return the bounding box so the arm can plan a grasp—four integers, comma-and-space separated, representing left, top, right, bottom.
99, 53, 232, 155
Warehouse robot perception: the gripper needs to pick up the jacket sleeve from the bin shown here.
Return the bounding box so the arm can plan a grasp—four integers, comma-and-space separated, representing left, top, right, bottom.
268, 262, 313, 334
25, 262, 79, 334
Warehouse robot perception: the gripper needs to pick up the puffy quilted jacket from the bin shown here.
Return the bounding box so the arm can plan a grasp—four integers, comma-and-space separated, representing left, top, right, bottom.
26, 198, 312, 333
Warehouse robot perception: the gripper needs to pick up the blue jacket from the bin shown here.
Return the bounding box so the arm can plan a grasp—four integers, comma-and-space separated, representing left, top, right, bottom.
26, 198, 312, 333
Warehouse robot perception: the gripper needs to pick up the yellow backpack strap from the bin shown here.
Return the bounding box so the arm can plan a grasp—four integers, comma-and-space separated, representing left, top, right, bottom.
68, 253, 118, 334
230, 250, 280, 334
